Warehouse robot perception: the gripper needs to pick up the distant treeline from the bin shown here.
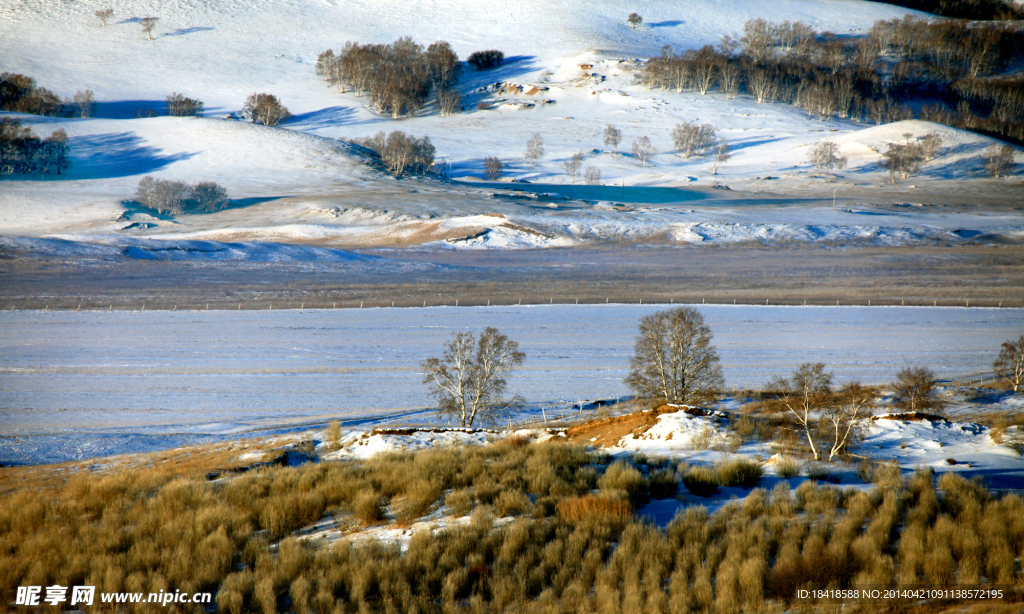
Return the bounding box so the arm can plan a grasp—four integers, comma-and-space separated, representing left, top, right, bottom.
640, 17, 1024, 143
866, 0, 1024, 20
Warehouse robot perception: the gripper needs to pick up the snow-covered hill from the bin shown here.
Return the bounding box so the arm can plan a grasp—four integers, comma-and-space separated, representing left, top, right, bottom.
2, 0, 1022, 250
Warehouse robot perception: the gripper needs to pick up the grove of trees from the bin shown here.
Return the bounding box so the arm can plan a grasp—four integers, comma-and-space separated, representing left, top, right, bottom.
639, 16, 1024, 146
166, 93, 204, 117
133, 176, 230, 215
0, 117, 70, 175
351, 130, 435, 175
317, 38, 464, 118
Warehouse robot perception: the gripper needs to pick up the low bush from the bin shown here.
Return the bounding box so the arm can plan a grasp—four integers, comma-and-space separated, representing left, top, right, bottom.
597, 461, 648, 506
715, 457, 764, 487
351, 490, 386, 525
648, 468, 679, 498
556, 494, 630, 529
682, 466, 720, 497
774, 456, 801, 478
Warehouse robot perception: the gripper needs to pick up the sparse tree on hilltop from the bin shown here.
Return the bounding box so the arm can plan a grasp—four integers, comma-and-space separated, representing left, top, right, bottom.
483, 156, 503, 181
584, 166, 601, 185
525, 133, 544, 167
95, 8, 114, 26
892, 366, 945, 414
994, 335, 1024, 393
243, 93, 290, 127
983, 144, 1015, 178
769, 363, 833, 461
631, 135, 655, 167
422, 327, 525, 427
625, 306, 724, 406
807, 141, 848, 175
564, 151, 584, 183
140, 17, 158, 40
603, 125, 622, 153
627, 13, 643, 29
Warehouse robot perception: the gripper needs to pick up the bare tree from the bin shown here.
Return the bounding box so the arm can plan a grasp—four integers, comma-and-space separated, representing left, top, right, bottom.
436, 89, 461, 116
603, 125, 622, 153
140, 17, 158, 40
823, 382, 874, 461
563, 151, 584, 183
583, 166, 601, 185
718, 62, 741, 99
769, 363, 833, 461
672, 122, 716, 158
95, 8, 114, 26
73, 90, 95, 118
627, 13, 643, 29
243, 93, 290, 127
525, 133, 544, 167
483, 156, 503, 181
983, 144, 1015, 178
741, 18, 775, 63
426, 41, 460, 91
631, 135, 655, 167
807, 141, 847, 175
920, 132, 944, 161
422, 327, 526, 427
880, 142, 924, 183
892, 366, 945, 414
994, 335, 1024, 393
711, 139, 731, 175
624, 307, 724, 406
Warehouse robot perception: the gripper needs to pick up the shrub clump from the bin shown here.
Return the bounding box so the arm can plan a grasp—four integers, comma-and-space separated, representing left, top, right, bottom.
682, 466, 720, 497
715, 457, 764, 487
467, 50, 504, 70
597, 461, 649, 506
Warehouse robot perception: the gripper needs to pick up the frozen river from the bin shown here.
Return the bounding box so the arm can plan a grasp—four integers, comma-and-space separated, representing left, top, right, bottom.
2, 304, 1022, 464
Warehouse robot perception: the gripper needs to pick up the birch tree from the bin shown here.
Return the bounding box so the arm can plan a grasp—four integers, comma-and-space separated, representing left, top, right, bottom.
769, 363, 833, 461
625, 307, 724, 406
994, 335, 1024, 393
823, 382, 873, 461
422, 328, 525, 427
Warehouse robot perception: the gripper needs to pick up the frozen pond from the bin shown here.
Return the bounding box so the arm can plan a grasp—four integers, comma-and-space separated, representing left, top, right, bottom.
1, 304, 1021, 464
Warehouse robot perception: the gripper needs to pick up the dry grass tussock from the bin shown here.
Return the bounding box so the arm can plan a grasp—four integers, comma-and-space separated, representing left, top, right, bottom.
2, 441, 1023, 613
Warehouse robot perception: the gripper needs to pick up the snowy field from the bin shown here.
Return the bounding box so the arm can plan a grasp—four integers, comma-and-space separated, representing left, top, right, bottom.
2, 304, 1021, 465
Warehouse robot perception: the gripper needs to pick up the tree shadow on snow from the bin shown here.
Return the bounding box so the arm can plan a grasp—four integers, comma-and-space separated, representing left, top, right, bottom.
160, 27, 214, 38
92, 100, 166, 119
648, 20, 685, 28
461, 55, 541, 96
65, 133, 196, 180
286, 106, 358, 131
